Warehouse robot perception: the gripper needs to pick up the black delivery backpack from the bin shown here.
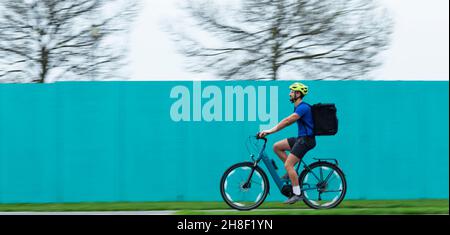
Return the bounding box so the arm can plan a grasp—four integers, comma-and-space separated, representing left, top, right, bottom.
301, 103, 338, 136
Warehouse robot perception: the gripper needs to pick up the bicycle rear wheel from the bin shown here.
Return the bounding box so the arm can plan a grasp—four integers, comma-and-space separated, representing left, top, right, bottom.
299, 161, 347, 209
220, 162, 269, 211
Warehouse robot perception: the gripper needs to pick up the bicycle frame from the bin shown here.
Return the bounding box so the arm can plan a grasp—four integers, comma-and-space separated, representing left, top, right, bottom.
248, 137, 339, 194
250, 138, 309, 193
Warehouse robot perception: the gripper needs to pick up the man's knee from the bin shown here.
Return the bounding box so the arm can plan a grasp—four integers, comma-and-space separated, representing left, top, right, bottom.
285, 154, 300, 170
284, 161, 294, 171
273, 142, 282, 152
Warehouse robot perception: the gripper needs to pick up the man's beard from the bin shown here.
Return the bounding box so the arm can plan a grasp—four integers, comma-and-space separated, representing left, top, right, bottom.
290, 95, 299, 103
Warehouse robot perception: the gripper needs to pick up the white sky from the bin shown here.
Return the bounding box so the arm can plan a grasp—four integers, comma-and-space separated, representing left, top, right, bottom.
128, 0, 449, 81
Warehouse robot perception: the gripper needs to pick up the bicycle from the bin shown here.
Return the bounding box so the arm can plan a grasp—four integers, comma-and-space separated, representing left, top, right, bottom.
220, 134, 347, 210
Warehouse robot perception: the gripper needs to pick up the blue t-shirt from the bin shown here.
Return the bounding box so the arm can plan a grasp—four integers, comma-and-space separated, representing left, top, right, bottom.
294, 102, 314, 137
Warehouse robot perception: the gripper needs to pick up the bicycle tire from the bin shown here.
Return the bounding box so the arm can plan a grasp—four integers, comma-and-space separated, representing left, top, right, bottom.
220, 162, 270, 211
299, 161, 347, 209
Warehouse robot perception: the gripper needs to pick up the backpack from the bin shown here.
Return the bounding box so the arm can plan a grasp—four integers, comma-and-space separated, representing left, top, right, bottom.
301, 103, 338, 136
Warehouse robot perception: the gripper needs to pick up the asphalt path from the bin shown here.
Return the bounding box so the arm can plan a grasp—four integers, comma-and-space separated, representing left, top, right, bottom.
0, 209, 310, 215
0, 211, 177, 215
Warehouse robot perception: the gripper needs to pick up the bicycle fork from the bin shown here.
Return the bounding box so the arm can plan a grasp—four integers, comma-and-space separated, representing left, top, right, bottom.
242, 161, 259, 189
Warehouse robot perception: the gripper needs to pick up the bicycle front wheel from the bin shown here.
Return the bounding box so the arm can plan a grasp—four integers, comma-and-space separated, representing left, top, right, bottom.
220, 162, 269, 211
299, 161, 347, 209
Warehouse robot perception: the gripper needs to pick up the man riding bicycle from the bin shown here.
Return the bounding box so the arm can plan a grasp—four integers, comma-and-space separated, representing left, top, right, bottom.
258, 82, 316, 204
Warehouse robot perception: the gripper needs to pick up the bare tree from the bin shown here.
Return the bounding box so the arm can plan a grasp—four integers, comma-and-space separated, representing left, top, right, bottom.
0, 0, 138, 83
168, 0, 393, 80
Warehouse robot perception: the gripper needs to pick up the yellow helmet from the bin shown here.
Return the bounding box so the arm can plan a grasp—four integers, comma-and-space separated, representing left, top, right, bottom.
289, 82, 308, 96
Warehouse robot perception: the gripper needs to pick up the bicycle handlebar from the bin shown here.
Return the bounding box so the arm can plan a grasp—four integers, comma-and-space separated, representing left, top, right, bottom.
255, 132, 268, 143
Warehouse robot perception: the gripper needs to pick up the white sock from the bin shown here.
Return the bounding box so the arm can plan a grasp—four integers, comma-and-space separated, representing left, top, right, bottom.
293, 186, 301, 196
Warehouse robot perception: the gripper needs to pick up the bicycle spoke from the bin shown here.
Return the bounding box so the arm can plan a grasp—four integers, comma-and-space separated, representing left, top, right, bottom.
239, 167, 251, 181
250, 180, 262, 186
235, 174, 243, 183
239, 190, 245, 203
225, 177, 241, 190
308, 170, 322, 182
301, 187, 318, 191
326, 175, 337, 185
323, 169, 335, 184
320, 166, 323, 181
227, 182, 241, 189
322, 190, 342, 193
243, 191, 248, 202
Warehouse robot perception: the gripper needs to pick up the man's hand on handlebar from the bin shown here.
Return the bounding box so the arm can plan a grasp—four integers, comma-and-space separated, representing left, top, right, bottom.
257, 130, 271, 139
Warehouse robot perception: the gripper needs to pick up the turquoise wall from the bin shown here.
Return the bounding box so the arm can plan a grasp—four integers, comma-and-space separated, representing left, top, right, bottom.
0, 81, 448, 203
